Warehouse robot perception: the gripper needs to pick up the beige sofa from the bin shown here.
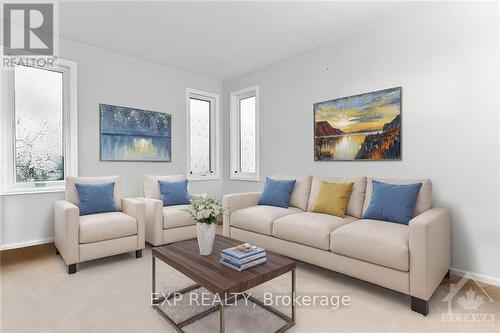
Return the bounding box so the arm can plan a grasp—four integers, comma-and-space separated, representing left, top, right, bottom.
138, 175, 197, 246
223, 176, 451, 315
55, 176, 145, 274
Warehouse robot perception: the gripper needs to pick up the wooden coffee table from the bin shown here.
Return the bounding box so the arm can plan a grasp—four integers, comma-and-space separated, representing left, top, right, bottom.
151, 235, 296, 333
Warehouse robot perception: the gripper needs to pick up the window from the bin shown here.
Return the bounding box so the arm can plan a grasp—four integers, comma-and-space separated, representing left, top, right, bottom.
230, 86, 259, 181
1, 60, 78, 194
15, 66, 64, 183
186, 89, 219, 180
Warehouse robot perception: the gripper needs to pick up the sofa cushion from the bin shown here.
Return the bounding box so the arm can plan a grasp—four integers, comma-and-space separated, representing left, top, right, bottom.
310, 181, 354, 217
330, 219, 409, 271
258, 177, 296, 208
75, 182, 117, 216
271, 175, 312, 211
66, 176, 122, 211
273, 212, 357, 250
144, 175, 186, 199
308, 177, 366, 218
230, 205, 302, 236
362, 178, 432, 217
158, 179, 190, 206
163, 205, 195, 229
79, 212, 137, 244
362, 181, 423, 224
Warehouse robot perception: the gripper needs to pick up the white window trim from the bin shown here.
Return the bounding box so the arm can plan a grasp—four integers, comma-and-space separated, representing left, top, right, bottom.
230, 85, 259, 182
0, 59, 78, 195
186, 88, 220, 181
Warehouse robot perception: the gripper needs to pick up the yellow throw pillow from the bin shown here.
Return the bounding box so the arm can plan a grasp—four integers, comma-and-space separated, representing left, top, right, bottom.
311, 181, 354, 217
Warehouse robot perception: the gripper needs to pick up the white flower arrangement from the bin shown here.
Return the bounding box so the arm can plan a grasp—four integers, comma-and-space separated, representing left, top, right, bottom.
185, 195, 224, 224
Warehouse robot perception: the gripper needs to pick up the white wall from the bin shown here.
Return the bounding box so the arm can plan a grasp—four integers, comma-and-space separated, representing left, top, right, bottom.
0, 37, 222, 248
222, 2, 500, 280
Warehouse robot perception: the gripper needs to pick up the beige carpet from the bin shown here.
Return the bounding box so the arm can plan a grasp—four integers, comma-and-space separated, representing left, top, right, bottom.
1, 244, 499, 333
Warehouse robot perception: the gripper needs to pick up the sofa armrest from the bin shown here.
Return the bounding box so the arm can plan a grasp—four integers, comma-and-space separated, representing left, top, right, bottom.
54, 200, 80, 265
136, 198, 163, 246
222, 192, 260, 237
409, 207, 451, 300
122, 198, 146, 250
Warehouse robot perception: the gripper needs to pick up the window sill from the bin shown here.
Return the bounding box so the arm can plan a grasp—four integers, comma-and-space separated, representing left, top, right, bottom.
229, 175, 260, 182
188, 175, 220, 182
0, 187, 65, 196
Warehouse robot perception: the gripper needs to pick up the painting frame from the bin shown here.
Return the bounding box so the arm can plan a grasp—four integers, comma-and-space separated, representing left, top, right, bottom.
313, 87, 402, 162
99, 103, 172, 162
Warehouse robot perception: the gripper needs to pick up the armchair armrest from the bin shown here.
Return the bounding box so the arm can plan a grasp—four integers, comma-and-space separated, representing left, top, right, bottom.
222, 192, 260, 237
409, 207, 451, 301
135, 198, 163, 246
122, 198, 146, 250
54, 200, 80, 265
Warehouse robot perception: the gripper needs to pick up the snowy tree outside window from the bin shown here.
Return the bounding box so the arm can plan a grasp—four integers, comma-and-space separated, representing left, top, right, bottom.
14, 65, 64, 183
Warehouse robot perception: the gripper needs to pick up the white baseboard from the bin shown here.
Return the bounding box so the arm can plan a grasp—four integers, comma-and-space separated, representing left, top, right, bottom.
0, 237, 54, 251
451, 267, 500, 287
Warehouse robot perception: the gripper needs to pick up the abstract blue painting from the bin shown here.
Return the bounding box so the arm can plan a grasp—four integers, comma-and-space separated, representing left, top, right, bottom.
100, 104, 171, 161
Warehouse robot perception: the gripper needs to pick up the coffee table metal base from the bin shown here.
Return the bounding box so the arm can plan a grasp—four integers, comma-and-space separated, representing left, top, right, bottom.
152, 256, 296, 333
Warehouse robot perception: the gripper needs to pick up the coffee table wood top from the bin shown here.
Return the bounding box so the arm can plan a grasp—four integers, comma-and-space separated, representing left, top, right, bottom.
152, 235, 296, 297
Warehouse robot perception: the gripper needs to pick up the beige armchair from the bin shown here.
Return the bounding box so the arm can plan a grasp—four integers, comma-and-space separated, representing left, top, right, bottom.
55, 176, 145, 274
138, 175, 198, 246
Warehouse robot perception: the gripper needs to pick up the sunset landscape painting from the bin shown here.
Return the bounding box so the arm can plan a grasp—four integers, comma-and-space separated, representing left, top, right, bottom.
314, 87, 401, 161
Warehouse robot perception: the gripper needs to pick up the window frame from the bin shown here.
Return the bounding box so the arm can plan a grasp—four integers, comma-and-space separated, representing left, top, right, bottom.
186, 88, 220, 181
0, 59, 78, 195
230, 85, 259, 182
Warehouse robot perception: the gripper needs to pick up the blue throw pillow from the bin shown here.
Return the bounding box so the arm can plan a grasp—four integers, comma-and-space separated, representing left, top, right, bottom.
75, 182, 117, 216
362, 180, 423, 225
158, 179, 190, 206
258, 177, 296, 208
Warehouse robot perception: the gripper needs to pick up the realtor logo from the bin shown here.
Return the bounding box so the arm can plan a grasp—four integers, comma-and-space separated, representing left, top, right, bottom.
442, 272, 495, 328
3, 3, 54, 56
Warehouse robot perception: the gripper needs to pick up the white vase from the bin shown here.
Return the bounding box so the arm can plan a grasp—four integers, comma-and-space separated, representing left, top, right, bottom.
196, 223, 216, 255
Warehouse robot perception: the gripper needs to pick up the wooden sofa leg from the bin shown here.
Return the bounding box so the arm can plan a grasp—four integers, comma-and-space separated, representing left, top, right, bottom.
56, 248, 60, 255
411, 296, 429, 316
135, 250, 142, 258
445, 269, 450, 279
68, 264, 77, 274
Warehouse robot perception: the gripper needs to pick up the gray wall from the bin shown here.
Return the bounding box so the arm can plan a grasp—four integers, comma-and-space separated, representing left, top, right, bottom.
0, 37, 222, 248
222, 2, 500, 280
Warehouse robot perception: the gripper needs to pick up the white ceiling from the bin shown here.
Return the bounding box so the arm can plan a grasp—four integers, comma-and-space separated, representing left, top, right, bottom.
60, 1, 429, 80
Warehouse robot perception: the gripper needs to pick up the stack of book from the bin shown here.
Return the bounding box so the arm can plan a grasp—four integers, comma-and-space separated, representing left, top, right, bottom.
220, 243, 267, 272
